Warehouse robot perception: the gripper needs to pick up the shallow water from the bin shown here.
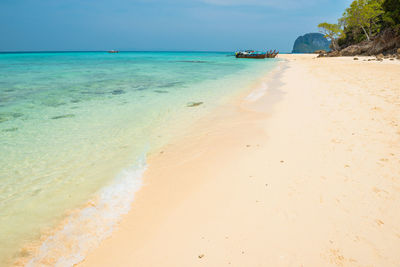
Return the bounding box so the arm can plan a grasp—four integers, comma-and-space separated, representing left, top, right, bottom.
0, 51, 277, 266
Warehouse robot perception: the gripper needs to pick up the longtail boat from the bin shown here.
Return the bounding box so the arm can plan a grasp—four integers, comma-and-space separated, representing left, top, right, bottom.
235, 50, 279, 59
108, 50, 119, 53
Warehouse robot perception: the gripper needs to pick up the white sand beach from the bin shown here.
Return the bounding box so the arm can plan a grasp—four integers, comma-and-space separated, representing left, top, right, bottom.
77, 54, 400, 267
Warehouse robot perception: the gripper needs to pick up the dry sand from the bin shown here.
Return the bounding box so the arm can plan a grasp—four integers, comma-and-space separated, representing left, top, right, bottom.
78, 54, 400, 267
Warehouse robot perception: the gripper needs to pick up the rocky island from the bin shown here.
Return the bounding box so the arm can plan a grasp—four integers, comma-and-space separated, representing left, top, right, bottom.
292, 33, 330, 53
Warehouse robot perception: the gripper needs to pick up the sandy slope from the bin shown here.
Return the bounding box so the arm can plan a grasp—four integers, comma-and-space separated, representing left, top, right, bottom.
78, 54, 400, 267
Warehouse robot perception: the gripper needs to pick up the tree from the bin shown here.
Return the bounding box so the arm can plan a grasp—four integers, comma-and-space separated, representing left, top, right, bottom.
342, 0, 384, 41
382, 0, 400, 27
317, 0, 397, 50
318, 22, 343, 50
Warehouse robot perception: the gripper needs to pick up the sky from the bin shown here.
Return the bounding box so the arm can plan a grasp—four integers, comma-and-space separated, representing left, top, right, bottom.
0, 0, 352, 52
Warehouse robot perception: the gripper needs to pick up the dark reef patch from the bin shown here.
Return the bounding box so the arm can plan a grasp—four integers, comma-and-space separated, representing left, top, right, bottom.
153, 90, 169, 94
41, 99, 67, 107
186, 102, 203, 107
134, 86, 147, 91
11, 113, 23, 118
81, 91, 106, 95
157, 82, 183, 88
0, 96, 11, 103
51, 114, 75, 120
112, 89, 125, 95
176, 61, 209, 63
3, 127, 18, 132
0, 116, 9, 123
0, 112, 24, 123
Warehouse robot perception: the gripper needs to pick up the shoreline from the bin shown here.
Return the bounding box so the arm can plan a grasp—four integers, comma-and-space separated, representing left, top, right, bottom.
16, 60, 282, 267
77, 62, 285, 266
78, 54, 400, 267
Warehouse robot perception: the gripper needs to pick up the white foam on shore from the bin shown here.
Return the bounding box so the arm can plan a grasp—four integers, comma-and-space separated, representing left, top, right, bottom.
245, 81, 269, 102
26, 156, 147, 267
245, 64, 283, 102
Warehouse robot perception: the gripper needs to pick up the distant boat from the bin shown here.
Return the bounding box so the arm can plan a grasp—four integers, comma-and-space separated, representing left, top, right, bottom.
235, 50, 279, 59
108, 50, 119, 53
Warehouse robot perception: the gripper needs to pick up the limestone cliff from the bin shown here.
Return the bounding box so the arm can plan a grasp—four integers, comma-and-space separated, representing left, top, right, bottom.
292, 33, 330, 53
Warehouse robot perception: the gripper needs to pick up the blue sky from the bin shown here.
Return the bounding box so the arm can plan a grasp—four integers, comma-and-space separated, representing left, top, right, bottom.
0, 0, 351, 52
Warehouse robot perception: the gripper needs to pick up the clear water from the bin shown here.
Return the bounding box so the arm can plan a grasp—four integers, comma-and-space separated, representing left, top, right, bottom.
0, 51, 277, 266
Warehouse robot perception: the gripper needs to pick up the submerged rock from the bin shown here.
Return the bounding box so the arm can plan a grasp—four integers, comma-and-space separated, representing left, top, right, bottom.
111, 89, 125, 95
51, 114, 75, 120
41, 99, 67, 107
157, 82, 183, 88
0, 116, 9, 123
177, 61, 208, 63
186, 102, 203, 107
0, 112, 23, 123
3, 127, 18, 132
12, 112, 23, 118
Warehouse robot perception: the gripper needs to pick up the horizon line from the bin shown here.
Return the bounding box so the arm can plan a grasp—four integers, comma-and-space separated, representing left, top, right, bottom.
0, 50, 290, 54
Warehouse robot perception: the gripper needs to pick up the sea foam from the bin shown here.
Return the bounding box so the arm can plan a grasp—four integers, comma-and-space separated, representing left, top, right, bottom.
245, 82, 269, 102
0, 52, 277, 266
26, 157, 147, 267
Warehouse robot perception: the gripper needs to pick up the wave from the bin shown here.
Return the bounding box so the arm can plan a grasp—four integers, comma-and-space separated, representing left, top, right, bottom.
26, 156, 147, 267
245, 82, 269, 102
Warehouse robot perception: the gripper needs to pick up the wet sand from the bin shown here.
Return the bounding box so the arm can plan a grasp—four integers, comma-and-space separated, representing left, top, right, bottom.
78, 54, 400, 267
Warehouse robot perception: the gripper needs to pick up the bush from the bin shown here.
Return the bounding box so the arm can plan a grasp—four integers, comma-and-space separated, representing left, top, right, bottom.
382, 0, 400, 26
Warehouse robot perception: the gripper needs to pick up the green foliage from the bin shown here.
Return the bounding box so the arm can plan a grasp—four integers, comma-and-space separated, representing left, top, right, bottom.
382, 0, 400, 26
318, 22, 343, 50
338, 25, 367, 47
318, 0, 399, 48
342, 0, 384, 41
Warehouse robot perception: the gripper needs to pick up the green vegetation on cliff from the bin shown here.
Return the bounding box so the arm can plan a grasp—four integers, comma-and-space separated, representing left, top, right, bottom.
382, 0, 400, 26
318, 0, 400, 51
317, 23, 343, 51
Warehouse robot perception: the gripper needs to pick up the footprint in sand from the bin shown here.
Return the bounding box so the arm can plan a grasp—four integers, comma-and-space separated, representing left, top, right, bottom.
371, 106, 382, 111
372, 187, 381, 193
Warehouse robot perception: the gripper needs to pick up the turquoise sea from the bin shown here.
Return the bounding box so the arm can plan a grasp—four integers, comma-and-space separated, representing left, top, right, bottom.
0, 51, 277, 266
